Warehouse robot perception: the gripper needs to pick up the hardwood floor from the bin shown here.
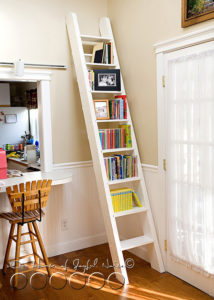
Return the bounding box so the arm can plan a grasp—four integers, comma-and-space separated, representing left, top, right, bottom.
0, 243, 212, 300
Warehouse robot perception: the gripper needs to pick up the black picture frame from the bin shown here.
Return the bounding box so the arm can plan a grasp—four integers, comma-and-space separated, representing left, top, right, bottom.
94, 69, 121, 91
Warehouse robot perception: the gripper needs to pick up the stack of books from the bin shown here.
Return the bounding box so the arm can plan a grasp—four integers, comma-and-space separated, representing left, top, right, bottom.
109, 95, 127, 119
99, 128, 126, 149
91, 42, 113, 64
99, 125, 132, 149
104, 155, 137, 180
110, 188, 142, 212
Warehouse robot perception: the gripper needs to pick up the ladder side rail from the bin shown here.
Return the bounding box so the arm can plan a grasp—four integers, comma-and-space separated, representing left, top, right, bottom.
100, 17, 165, 272
66, 12, 129, 284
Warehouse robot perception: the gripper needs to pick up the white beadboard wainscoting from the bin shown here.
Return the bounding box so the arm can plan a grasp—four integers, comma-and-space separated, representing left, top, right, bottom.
0, 162, 165, 268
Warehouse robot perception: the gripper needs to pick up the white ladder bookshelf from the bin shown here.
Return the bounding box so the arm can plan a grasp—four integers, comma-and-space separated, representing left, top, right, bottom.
66, 12, 165, 285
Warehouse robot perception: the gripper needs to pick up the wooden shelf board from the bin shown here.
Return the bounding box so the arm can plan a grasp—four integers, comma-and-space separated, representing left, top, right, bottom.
91, 90, 122, 94
102, 147, 134, 154
86, 63, 116, 68
108, 177, 141, 185
120, 236, 153, 251
85, 53, 92, 57
114, 207, 147, 218
96, 119, 129, 123
81, 34, 111, 42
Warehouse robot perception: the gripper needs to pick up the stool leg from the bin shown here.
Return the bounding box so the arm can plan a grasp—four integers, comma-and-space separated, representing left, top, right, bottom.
32, 221, 52, 276
3, 223, 15, 274
28, 223, 39, 265
14, 224, 22, 288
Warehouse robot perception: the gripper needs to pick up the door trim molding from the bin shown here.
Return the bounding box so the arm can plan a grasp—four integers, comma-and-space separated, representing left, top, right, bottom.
154, 25, 214, 54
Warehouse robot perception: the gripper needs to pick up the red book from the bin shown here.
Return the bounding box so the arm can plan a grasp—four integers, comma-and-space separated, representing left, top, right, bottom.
121, 128, 125, 148
115, 95, 127, 119
112, 129, 115, 148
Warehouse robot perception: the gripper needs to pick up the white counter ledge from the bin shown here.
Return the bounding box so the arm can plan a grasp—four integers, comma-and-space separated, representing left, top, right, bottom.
0, 169, 72, 193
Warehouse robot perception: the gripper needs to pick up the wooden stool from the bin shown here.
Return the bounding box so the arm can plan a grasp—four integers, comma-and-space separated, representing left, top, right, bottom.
0, 179, 52, 288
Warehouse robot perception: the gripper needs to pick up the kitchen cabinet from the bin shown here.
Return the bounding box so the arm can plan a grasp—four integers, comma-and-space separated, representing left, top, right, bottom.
0, 83, 10, 107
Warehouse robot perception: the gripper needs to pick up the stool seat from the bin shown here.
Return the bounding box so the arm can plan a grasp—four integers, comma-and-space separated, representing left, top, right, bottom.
1, 179, 52, 288
0, 209, 45, 223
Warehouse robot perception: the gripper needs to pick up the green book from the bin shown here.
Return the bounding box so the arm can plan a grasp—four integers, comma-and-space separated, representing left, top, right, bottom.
120, 125, 132, 148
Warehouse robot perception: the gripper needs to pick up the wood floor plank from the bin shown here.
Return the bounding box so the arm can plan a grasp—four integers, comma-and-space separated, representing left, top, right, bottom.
0, 243, 212, 299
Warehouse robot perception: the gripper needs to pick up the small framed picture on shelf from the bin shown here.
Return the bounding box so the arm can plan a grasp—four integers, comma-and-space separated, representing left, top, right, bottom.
94, 69, 121, 91
93, 100, 109, 120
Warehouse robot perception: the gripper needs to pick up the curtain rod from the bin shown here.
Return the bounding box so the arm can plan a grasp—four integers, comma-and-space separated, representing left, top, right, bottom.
0, 62, 67, 69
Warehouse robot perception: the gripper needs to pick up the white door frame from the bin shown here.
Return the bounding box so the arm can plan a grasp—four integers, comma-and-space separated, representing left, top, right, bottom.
155, 26, 214, 297
0, 67, 53, 172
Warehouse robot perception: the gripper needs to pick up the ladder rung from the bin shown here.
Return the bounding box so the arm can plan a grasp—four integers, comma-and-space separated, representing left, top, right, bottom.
80, 34, 111, 42
91, 90, 122, 94
96, 119, 129, 123
102, 147, 134, 154
108, 177, 141, 185
86, 63, 116, 68
121, 236, 153, 251
114, 207, 147, 218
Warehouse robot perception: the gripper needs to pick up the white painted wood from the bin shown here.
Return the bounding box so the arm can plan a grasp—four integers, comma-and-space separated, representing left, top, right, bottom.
66, 12, 165, 285
156, 40, 214, 297
80, 34, 111, 42
96, 119, 129, 123
0, 169, 72, 192
37, 80, 53, 172
155, 25, 214, 54
121, 236, 153, 251
91, 90, 122, 94
102, 147, 134, 154
114, 207, 147, 218
86, 63, 116, 68
66, 12, 129, 285
99, 16, 165, 274
108, 177, 141, 185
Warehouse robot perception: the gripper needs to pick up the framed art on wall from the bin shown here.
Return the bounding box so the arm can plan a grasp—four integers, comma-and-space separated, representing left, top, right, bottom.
182, 0, 214, 27
94, 69, 121, 91
93, 100, 110, 120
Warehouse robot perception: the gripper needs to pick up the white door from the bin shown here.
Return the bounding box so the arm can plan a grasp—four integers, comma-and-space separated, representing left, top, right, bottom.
164, 41, 214, 297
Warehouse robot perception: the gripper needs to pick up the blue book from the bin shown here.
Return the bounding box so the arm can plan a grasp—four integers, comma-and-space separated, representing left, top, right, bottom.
119, 99, 124, 119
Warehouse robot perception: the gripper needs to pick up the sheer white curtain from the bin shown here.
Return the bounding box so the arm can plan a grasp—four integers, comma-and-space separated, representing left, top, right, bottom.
167, 49, 214, 277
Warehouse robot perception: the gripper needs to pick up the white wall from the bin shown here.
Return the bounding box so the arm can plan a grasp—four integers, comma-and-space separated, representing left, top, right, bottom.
0, 164, 107, 267
0, 164, 162, 268
0, 107, 29, 147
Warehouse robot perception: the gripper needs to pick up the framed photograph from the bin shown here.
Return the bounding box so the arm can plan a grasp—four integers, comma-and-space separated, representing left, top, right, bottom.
182, 0, 214, 27
94, 69, 121, 91
93, 100, 109, 120
5, 114, 17, 124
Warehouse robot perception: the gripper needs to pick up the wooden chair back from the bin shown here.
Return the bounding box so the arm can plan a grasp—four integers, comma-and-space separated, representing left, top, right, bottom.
6, 180, 52, 213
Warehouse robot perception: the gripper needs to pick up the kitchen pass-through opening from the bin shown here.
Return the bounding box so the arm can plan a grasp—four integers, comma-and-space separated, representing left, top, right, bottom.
0, 81, 40, 177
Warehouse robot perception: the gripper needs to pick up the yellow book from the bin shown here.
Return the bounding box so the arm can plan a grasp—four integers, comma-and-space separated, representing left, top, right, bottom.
133, 191, 142, 207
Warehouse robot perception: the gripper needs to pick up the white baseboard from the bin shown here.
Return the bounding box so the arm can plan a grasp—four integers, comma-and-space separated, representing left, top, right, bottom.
0, 232, 107, 268
47, 232, 107, 258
